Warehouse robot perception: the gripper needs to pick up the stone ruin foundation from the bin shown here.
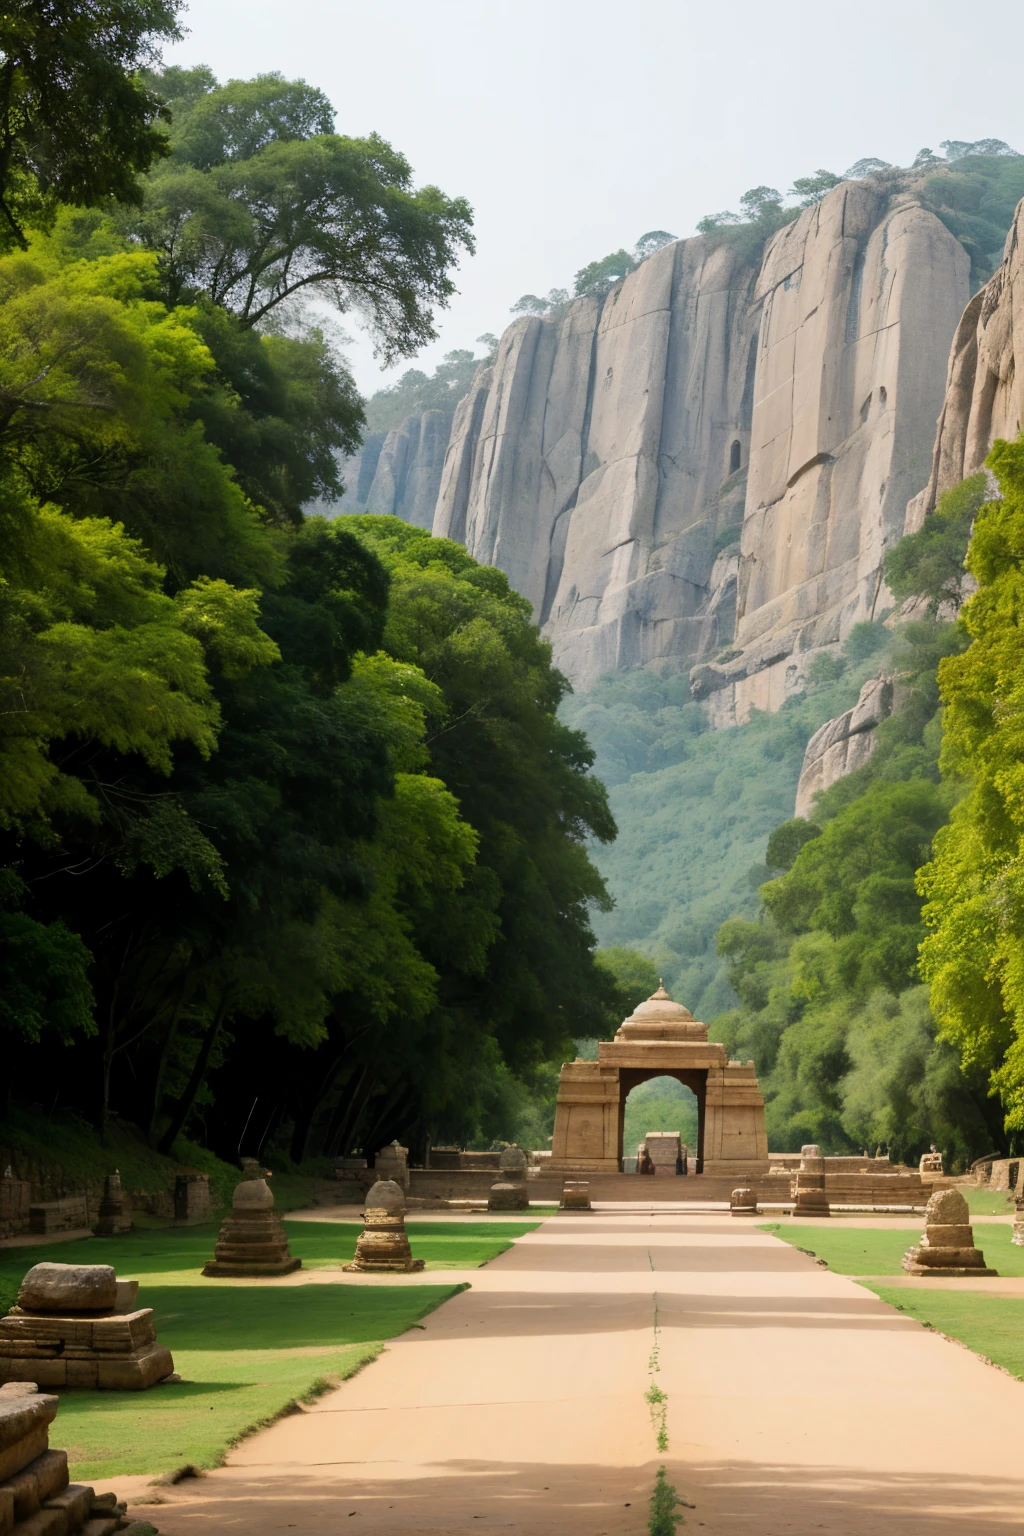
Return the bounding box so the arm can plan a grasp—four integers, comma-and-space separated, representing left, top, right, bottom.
374, 1142, 410, 1193
0, 1264, 174, 1390
0, 1377, 150, 1535
902, 1188, 996, 1276
93, 1172, 132, 1238
560, 1180, 591, 1211
344, 1180, 424, 1273
203, 1161, 300, 1278
730, 1187, 759, 1217
487, 1146, 529, 1212
793, 1145, 830, 1217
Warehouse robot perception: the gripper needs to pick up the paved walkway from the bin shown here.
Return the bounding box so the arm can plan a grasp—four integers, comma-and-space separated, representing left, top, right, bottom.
118, 1212, 1024, 1534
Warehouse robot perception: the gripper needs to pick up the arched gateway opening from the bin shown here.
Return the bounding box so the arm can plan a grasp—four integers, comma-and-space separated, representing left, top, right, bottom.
549, 985, 768, 1181
621, 1072, 702, 1173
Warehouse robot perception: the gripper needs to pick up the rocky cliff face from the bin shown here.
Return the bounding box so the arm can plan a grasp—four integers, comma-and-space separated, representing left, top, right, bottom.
692, 181, 971, 724
905, 197, 1024, 532
434, 239, 759, 688
329, 412, 452, 527
793, 675, 897, 817
433, 179, 971, 707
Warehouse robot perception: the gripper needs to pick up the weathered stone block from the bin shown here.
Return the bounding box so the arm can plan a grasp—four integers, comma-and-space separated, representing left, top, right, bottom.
0, 1426, 49, 1485
17, 1268, 116, 1315
44, 1483, 93, 1529
95, 1345, 174, 1391
11, 1507, 65, 1536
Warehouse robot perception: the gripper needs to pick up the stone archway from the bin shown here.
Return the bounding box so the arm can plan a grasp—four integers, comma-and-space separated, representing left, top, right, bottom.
550, 985, 768, 1180
617, 1066, 707, 1173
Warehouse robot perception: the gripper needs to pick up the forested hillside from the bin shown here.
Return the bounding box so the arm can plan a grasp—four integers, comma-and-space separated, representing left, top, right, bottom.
562, 645, 892, 1018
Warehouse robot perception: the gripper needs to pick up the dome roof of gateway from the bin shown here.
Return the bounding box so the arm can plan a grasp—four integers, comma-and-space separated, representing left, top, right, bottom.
626, 984, 695, 1023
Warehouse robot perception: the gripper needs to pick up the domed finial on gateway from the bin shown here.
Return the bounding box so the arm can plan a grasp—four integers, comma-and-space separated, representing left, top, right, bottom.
615, 981, 702, 1037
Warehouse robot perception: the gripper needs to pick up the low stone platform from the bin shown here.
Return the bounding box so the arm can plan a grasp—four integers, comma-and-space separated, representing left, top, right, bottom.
0, 1265, 174, 1391
0, 1379, 141, 1534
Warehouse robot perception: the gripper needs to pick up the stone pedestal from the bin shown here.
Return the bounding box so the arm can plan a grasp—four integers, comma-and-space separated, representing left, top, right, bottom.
203, 1168, 300, 1277
793, 1145, 830, 1217
1013, 1197, 1024, 1248
730, 1187, 758, 1217
487, 1146, 529, 1211
345, 1180, 424, 1272
903, 1188, 996, 1275
560, 1180, 591, 1211
0, 1264, 174, 1390
174, 1172, 211, 1224
93, 1172, 132, 1237
0, 1379, 131, 1533
919, 1150, 944, 1176
644, 1132, 681, 1175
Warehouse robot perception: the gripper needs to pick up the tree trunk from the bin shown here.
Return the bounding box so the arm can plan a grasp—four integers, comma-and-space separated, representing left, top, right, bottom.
158, 999, 228, 1156
289, 1050, 347, 1164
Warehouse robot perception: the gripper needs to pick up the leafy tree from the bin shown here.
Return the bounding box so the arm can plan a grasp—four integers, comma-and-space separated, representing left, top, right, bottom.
0, 0, 182, 250
130, 68, 475, 356
573, 248, 637, 297
920, 150, 1024, 287
594, 946, 661, 1025
765, 818, 821, 873
697, 184, 793, 263
633, 230, 677, 260
789, 170, 842, 206
884, 473, 987, 611
844, 158, 892, 178
918, 438, 1024, 1132
361, 346, 489, 437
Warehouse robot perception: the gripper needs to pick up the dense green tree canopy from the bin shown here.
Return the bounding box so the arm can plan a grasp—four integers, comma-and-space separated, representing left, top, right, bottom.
129, 68, 475, 358
919, 440, 1024, 1129
0, 0, 182, 250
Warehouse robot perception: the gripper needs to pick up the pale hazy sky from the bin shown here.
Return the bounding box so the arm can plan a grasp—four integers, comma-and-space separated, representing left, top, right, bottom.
164, 0, 1024, 396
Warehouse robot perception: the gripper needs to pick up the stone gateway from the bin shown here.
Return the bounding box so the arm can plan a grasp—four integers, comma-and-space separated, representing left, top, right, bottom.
550, 985, 768, 1177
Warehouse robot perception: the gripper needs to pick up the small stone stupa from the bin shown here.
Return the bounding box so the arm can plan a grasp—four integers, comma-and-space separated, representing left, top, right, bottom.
344, 1179, 424, 1272
93, 1170, 132, 1237
203, 1160, 300, 1277
488, 1145, 529, 1211
0, 1263, 174, 1389
902, 1188, 996, 1276
793, 1144, 830, 1217
730, 1187, 758, 1217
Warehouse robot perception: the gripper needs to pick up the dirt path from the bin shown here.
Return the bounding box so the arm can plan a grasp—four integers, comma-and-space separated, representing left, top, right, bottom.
114, 1212, 1024, 1534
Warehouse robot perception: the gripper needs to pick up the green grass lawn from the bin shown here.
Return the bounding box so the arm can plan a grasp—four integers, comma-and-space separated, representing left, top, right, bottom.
0, 1218, 541, 1480
965, 1187, 1018, 1216
865, 1288, 1024, 1379
760, 1221, 1024, 1276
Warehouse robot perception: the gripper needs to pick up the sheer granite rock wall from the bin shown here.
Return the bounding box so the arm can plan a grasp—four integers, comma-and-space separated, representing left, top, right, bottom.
434, 238, 760, 689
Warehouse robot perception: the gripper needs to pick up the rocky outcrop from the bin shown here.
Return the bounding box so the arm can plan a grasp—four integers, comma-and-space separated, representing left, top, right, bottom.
692, 181, 971, 722
433, 179, 971, 705
905, 197, 1024, 532
793, 676, 896, 817
434, 239, 759, 688
363, 411, 451, 527
323, 413, 452, 526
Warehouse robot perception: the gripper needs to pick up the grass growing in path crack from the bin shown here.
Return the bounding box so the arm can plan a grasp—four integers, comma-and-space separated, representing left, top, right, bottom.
648, 1466, 686, 1534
